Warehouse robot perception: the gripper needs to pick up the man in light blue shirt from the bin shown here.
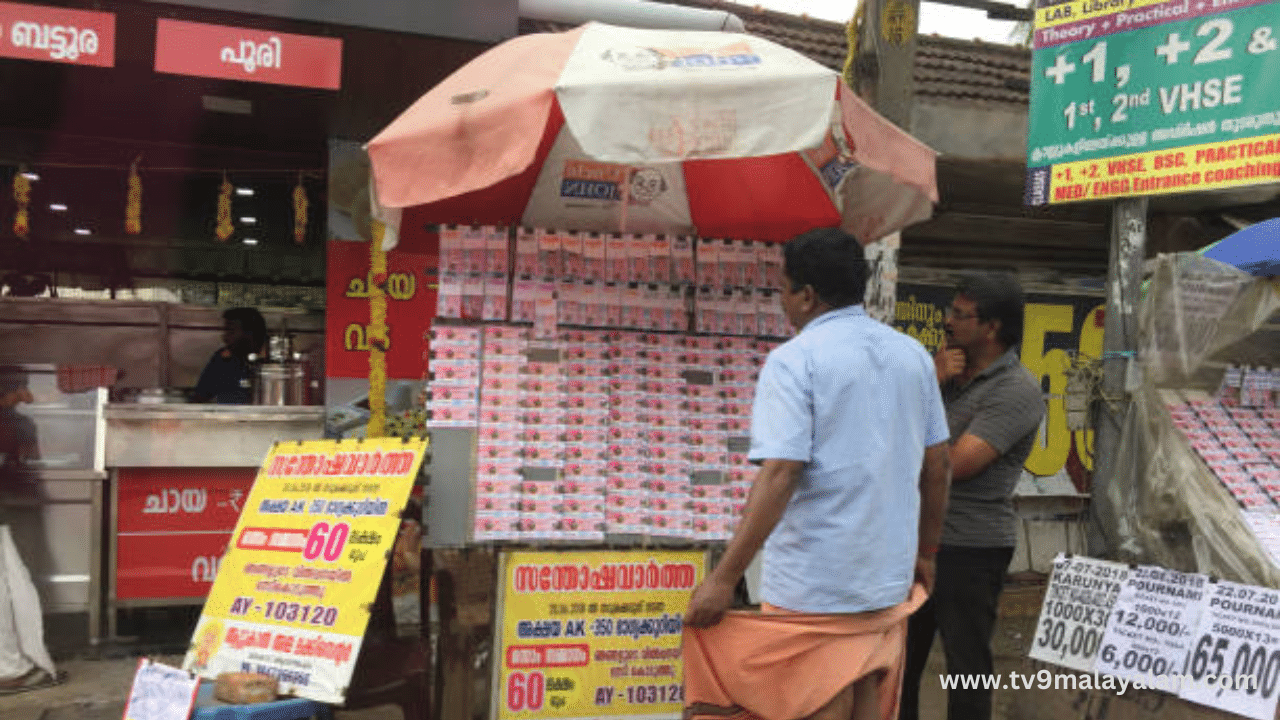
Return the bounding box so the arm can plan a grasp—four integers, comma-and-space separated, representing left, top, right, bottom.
686, 228, 951, 720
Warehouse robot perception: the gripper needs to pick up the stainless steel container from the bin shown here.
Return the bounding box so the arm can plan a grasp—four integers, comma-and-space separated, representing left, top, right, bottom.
134, 387, 189, 404
287, 361, 308, 406
254, 362, 307, 405
255, 363, 289, 406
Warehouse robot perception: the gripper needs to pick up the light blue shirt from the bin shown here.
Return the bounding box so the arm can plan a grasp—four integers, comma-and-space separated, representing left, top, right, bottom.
750, 305, 949, 614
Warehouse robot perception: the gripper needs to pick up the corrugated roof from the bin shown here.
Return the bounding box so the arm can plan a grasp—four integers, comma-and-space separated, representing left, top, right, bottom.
519, 0, 1031, 107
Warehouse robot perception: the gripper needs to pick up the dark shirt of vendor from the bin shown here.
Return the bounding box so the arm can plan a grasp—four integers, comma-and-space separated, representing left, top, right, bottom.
193, 308, 266, 404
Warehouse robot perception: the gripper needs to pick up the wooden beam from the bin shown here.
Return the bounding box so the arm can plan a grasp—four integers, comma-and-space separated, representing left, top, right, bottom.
906, 212, 1108, 248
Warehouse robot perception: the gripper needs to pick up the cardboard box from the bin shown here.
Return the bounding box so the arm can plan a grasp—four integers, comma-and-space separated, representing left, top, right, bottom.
214, 672, 278, 704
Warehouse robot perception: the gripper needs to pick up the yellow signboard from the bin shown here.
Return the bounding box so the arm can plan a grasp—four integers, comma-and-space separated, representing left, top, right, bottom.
1043, 132, 1280, 204
182, 437, 427, 704
1033, 0, 1172, 31
493, 550, 706, 720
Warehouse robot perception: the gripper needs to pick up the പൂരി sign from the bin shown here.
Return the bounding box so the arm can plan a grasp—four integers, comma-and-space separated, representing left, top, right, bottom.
182, 437, 426, 704
492, 549, 706, 720
153, 18, 342, 89
1024, 0, 1280, 205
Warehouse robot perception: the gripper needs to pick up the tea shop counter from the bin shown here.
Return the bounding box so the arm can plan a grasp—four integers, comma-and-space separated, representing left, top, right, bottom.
103, 402, 325, 640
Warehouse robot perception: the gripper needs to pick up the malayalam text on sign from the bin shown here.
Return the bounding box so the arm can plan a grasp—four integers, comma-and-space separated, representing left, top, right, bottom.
182, 437, 426, 704
493, 550, 705, 720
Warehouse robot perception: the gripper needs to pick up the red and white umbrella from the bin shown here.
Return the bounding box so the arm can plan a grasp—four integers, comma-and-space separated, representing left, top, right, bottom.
367, 22, 937, 248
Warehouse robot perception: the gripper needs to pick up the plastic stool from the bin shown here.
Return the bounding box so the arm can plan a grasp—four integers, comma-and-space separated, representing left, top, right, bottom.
191, 682, 334, 720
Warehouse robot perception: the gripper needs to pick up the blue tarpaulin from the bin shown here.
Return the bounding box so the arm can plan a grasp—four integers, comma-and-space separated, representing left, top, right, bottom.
1202, 219, 1280, 277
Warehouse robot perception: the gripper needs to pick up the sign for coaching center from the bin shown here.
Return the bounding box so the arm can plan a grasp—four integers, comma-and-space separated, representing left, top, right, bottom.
1024, 0, 1280, 205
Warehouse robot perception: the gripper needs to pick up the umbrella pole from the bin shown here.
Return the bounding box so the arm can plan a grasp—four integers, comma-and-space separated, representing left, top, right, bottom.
619, 166, 631, 234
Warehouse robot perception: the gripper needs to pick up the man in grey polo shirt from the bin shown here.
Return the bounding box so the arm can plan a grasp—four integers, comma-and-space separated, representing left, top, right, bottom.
900, 272, 1045, 720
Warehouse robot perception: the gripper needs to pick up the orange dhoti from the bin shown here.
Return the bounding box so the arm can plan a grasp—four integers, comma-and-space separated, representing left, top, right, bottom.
682, 584, 927, 720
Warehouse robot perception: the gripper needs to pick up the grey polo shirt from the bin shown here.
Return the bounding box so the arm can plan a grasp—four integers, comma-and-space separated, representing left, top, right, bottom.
941, 349, 1045, 548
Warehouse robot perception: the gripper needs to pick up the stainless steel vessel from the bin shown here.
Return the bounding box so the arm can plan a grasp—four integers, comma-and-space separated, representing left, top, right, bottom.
254, 362, 306, 405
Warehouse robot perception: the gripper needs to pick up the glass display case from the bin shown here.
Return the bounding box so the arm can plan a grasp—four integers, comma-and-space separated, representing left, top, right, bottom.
0, 364, 107, 475
0, 364, 107, 634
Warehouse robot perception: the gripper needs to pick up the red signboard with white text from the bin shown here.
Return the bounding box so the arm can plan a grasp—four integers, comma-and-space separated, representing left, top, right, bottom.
0, 1, 115, 67
154, 18, 342, 90
115, 467, 256, 600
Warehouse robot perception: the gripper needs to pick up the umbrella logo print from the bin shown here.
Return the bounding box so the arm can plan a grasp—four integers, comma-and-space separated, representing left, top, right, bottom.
601, 47, 666, 71
559, 161, 668, 205
600, 42, 761, 71
628, 168, 668, 205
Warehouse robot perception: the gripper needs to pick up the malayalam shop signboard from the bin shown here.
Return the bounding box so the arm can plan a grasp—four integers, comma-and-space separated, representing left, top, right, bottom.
0, 1, 115, 66
183, 438, 426, 704
154, 18, 342, 90
1025, 0, 1280, 205
493, 550, 705, 720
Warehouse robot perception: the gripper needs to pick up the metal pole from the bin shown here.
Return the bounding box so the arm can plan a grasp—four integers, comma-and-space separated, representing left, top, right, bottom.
1087, 197, 1148, 556
157, 303, 171, 388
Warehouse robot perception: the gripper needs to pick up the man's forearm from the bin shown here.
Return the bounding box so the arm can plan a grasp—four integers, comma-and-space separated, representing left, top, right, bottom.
709, 460, 803, 585
918, 443, 951, 554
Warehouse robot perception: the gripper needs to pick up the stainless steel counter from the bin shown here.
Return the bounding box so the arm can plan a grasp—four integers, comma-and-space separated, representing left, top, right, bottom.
105, 403, 326, 467
102, 402, 325, 640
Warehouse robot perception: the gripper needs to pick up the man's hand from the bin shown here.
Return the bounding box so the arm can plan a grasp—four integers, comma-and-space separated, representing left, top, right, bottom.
0, 389, 33, 409
914, 554, 937, 595
686, 576, 736, 628
394, 519, 423, 574
934, 339, 966, 384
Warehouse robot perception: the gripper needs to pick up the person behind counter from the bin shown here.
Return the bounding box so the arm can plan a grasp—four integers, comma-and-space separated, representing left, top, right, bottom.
192, 308, 267, 404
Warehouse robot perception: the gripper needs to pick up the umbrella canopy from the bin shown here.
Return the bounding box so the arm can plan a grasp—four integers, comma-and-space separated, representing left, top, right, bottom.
366, 22, 937, 248
1201, 219, 1280, 277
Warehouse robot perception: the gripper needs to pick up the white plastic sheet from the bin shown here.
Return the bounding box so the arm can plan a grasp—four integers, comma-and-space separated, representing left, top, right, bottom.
1097, 254, 1280, 586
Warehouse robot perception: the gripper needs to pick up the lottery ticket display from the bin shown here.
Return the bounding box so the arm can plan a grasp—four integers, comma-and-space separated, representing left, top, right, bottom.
436, 226, 789, 337
425, 322, 774, 544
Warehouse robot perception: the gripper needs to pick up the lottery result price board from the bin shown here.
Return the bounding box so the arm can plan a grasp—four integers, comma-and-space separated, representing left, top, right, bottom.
1030, 555, 1130, 672
492, 550, 706, 720
182, 438, 427, 704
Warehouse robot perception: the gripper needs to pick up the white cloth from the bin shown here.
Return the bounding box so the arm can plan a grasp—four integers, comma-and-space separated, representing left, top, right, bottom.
0, 525, 55, 680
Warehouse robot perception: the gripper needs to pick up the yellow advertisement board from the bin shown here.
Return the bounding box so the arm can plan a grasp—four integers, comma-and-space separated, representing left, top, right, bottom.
182, 437, 427, 704
1043, 132, 1280, 204
493, 549, 706, 720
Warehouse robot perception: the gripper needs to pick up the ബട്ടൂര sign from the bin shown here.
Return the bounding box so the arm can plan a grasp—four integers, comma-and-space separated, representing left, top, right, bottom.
492, 549, 706, 720
182, 437, 427, 704
1024, 0, 1280, 205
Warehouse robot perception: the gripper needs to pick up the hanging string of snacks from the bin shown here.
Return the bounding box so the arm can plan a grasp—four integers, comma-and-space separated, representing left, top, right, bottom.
215, 173, 234, 242
125, 158, 143, 235
292, 173, 308, 245
12, 167, 30, 239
